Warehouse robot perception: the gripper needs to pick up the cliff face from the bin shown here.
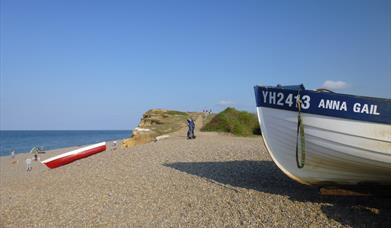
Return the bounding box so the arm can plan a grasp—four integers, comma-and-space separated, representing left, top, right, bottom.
122, 109, 202, 147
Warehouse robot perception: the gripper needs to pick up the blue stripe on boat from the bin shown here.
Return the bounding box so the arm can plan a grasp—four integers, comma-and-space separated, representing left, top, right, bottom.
254, 85, 391, 125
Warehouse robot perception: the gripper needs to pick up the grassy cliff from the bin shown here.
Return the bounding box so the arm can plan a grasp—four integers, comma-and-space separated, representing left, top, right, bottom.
201, 107, 260, 136
122, 109, 202, 147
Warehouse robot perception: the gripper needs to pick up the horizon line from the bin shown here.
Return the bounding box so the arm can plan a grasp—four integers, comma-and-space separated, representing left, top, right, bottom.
0, 129, 132, 131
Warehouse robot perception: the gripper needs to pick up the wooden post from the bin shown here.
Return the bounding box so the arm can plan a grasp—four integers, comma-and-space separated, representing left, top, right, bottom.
320, 187, 370, 196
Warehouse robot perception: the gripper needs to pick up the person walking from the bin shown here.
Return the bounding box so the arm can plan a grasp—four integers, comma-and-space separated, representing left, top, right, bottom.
187, 118, 193, 139
112, 141, 117, 151
190, 118, 196, 139
26, 158, 32, 172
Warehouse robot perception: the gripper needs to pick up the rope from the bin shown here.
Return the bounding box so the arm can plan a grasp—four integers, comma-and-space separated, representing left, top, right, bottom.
296, 88, 306, 169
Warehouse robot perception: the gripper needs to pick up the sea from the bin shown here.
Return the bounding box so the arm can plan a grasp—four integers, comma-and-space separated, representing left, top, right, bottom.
0, 130, 132, 156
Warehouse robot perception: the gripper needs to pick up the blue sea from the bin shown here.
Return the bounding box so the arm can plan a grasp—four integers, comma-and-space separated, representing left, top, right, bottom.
0, 130, 132, 156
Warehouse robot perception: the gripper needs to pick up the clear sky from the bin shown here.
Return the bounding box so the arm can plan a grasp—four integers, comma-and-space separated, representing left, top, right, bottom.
1, 0, 390, 130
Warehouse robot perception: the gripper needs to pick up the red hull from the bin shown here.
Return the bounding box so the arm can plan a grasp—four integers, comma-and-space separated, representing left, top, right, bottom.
42, 143, 106, 169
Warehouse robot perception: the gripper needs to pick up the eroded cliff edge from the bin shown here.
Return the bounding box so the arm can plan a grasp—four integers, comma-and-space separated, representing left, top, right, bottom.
122, 109, 203, 147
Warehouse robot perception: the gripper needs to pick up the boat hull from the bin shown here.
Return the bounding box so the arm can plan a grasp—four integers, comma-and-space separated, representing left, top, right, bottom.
41, 142, 107, 169
254, 85, 391, 186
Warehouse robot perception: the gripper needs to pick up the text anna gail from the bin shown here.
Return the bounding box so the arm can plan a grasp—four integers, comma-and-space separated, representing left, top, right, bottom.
262, 91, 380, 116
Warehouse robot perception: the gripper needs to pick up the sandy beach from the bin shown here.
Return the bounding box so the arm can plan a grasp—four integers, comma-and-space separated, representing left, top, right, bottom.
1, 129, 390, 227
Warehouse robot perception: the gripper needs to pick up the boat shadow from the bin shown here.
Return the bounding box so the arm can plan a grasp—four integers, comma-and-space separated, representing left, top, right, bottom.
164, 160, 391, 227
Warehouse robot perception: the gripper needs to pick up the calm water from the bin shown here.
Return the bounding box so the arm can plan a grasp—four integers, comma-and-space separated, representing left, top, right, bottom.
0, 130, 132, 156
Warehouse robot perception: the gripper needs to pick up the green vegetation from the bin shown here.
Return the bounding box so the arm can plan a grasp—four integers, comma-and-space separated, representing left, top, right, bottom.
202, 113, 216, 126
201, 107, 260, 136
140, 109, 189, 135
124, 109, 203, 147
166, 110, 189, 116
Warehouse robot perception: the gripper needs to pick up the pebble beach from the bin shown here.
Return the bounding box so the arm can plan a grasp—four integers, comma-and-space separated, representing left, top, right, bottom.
1, 130, 390, 227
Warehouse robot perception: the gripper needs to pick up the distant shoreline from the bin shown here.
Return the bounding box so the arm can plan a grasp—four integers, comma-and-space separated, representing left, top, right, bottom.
0, 138, 123, 159
0, 130, 131, 156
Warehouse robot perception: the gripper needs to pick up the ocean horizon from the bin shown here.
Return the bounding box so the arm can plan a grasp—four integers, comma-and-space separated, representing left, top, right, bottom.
0, 130, 132, 156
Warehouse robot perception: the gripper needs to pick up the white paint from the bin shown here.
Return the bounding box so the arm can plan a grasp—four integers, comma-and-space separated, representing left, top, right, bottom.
262, 91, 268, 103
353, 103, 380, 115
277, 92, 284, 106
318, 99, 347, 111
285, 94, 293, 107
269, 92, 276, 104
301, 95, 311, 109
256, 106, 391, 185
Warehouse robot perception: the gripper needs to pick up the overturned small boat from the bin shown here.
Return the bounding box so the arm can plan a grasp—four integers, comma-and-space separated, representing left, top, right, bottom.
41, 142, 107, 169
254, 84, 391, 186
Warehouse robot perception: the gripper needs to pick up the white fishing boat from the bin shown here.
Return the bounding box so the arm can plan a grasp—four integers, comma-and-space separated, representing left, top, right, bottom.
254, 85, 391, 186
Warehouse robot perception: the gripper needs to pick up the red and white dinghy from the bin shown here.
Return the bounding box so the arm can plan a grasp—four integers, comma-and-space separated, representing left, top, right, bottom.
41, 142, 107, 169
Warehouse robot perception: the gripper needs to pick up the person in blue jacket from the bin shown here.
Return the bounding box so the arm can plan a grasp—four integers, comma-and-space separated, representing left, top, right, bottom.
187, 118, 196, 139
190, 118, 196, 139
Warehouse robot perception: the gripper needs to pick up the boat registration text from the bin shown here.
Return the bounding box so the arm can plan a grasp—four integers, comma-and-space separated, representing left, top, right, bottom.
254, 86, 391, 124
261, 91, 380, 115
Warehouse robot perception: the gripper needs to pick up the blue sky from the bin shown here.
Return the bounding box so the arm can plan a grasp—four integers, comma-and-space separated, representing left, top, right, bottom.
1, 0, 390, 130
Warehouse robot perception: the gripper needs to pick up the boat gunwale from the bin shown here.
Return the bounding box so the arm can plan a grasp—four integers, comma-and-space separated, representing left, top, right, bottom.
254, 85, 391, 125
41, 142, 106, 164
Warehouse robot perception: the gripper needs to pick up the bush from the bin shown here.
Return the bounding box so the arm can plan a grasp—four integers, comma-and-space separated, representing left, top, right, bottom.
201, 107, 260, 136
